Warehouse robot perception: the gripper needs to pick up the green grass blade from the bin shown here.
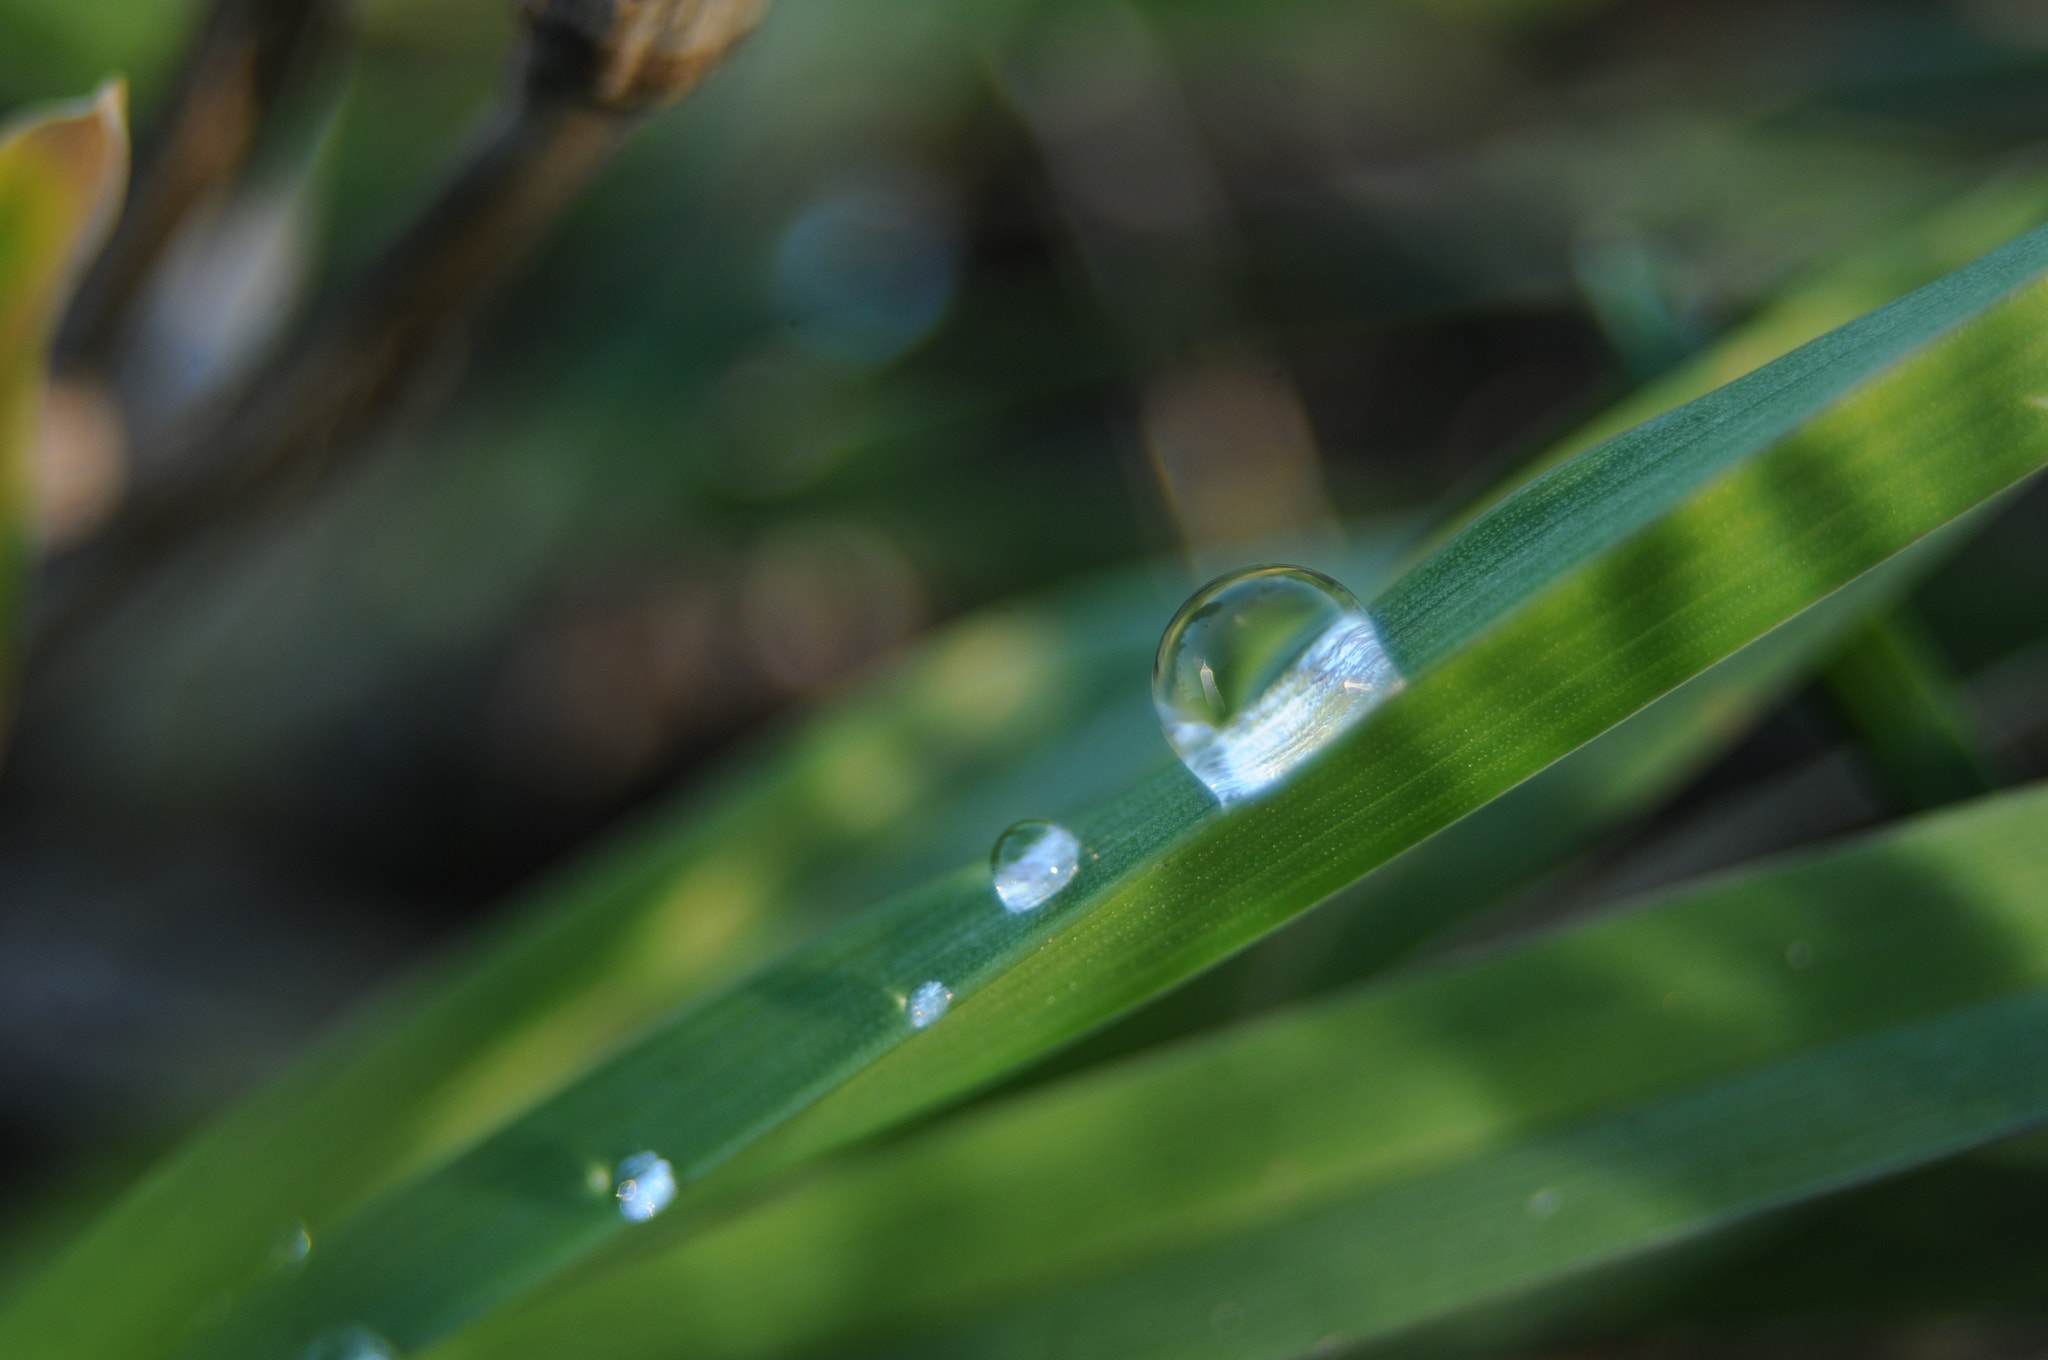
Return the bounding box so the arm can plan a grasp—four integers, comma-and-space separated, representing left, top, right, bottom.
156, 215, 2048, 1359
1042, 516, 1972, 1074
1435, 172, 2048, 544
424, 781, 2048, 1360
0, 85, 124, 746
1369, 216, 2048, 674
886, 991, 2048, 1360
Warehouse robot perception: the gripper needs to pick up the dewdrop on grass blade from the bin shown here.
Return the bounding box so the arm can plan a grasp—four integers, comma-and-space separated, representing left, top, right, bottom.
907, 981, 953, 1029
614, 1152, 676, 1222
991, 820, 1081, 912
1154, 565, 1402, 804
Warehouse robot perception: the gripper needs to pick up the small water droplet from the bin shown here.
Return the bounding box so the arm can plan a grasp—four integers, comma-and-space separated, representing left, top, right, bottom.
301, 1325, 399, 1360
907, 980, 953, 1028
991, 820, 1081, 913
270, 1219, 312, 1271
1527, 1188, 1560, 1219
615, 1151, 677, 1223
1786, 940, 1815, 969
1154, 565, 1402, 804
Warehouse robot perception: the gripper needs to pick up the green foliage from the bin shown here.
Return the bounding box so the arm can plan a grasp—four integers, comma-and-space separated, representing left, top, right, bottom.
11, 190, 2048, 1360
428, 782, 2048, 1360
10, 6, 2048, 1359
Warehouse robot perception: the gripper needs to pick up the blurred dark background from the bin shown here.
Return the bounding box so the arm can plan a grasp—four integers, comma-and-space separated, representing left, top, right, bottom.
7, 0, 2048, 1298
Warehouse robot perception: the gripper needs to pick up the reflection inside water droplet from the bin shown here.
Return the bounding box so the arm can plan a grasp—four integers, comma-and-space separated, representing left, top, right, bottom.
907, 980, 952, 1029
991, 820, 1081, 913
301, 1325, 399, 1360
1154, 565, 1402, 804
614, 1151, 677, 1223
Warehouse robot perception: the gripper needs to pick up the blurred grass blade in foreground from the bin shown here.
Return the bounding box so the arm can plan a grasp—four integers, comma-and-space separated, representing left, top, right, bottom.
424, 780, 2048, 1360
0, 84, 125, 750
145, 218, 2048, 1359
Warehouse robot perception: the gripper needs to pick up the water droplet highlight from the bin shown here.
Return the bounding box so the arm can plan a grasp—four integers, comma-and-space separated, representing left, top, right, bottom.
990, 820, 1081, 913
907, 980, 952, 1028
270, 1219, 312, 1271
1154, 565, 1402, 805
614, 1151, 676, 1223
301, 1325, 399, 1360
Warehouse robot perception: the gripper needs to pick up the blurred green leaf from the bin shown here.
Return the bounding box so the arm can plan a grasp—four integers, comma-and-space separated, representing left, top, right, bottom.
1820, 609, 1998, 811
422, 780, 2048, 1360
0, 83, 123, 746
138, 214, 2048, 1359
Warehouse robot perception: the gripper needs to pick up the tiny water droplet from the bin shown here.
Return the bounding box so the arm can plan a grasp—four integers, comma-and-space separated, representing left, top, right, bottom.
1786, 940, 1815, 970
1154, 565, 1402, 804
301, 1325, 399, 1360
270, 1219, 312, 1271
1527, 1188, 1561, 1219
907, 980, 953, 1028
615, 1151, 677, 1223
991, 820, 1081, 913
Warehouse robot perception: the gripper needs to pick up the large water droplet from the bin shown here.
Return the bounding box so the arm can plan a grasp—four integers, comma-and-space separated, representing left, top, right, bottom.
907, 980, 953, 1029
991, 820, 1081, 913
1154, 565, 1403, 804
614, 1151, 677, 1223
302, 1325, 399, 1360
